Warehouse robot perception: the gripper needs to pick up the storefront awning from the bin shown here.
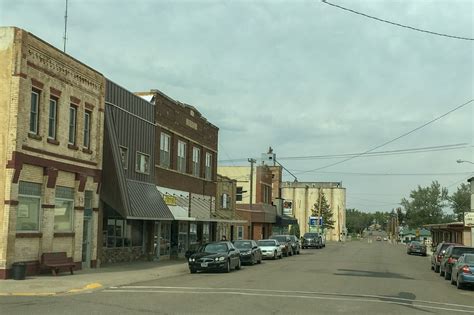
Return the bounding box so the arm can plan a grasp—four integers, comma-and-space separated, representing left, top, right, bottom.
126, 180, 174, 220
276, 215, 298, 226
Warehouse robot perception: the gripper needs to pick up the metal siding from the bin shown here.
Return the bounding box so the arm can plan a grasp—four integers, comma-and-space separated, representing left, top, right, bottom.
126, 180, 174, 220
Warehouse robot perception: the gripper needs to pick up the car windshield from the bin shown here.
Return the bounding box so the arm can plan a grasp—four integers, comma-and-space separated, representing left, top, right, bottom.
464, 255, 474, 264
200, 243, 228, 253
304, 233, 318, 238
272, 236, 287, 242
258, 240, 276, 247
452, 247, 474, 257
234, 241, 252, 249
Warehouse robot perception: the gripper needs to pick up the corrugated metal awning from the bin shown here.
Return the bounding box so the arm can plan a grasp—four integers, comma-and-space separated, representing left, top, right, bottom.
126, 180, 174, 220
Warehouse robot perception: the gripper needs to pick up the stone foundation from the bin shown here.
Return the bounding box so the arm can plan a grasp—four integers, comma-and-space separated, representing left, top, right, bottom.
101, 247, 148, 264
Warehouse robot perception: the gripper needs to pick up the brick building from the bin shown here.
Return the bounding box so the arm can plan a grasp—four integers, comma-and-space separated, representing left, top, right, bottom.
218, 164, 277, 240
136, 89, 221, 258
0, 27, 104, 278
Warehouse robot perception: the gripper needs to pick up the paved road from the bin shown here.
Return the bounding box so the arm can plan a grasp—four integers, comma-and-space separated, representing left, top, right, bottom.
2, 241, 474, 314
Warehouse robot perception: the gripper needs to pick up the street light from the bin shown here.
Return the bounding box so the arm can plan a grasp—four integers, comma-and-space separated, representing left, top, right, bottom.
456, 159, 474, 165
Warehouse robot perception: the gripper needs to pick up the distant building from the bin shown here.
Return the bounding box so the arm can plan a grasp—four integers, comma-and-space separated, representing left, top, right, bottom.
0, 27, 105, 278
280, 182, 346, 241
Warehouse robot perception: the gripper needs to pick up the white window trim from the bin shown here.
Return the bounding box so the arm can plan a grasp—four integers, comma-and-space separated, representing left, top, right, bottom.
192, 147, 200, 177
205, 152, 212, 180
120, 146, 128, 170
30, 90, 40, 134
83, 111, 91, 149
160, 133, 171, 168
135, 151, 150, 174
69, 106, 77, 145
177, 140, 187, 173
48, 98, 57, 140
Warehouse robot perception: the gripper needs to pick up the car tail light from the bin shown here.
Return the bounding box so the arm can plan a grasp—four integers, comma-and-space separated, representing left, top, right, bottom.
447, 257, 457, 264
437, 255, 443, 262
461, 265, 472, 274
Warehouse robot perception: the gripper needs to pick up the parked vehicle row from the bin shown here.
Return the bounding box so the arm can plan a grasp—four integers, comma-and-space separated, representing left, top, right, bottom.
429, 241, 474, 290
188, 235, 313, 274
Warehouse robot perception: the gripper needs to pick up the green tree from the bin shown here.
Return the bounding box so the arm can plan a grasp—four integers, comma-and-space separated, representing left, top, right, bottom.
346, 208, 373, 235
289, 224, 300, 238
312, 192, 335, 230
449, 183, 471, 222
401, 181, 449, 228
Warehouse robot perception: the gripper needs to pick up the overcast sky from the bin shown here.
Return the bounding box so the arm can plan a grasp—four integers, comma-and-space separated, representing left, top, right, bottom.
1, 0, 473, 212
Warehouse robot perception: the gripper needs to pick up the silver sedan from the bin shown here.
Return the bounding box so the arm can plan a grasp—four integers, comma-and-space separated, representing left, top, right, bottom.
257, 239, 283, 260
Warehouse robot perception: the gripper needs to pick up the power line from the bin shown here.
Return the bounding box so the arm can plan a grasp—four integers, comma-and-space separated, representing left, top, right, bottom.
218, 143, 470, 163
298, 99, 474, 174
291, 171, 473, 176
321, 0, 474, 41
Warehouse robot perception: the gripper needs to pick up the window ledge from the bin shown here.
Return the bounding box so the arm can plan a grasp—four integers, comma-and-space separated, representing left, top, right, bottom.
82, 148, 93, 154
28, 133, 42, 141
47, 138, 60, 145
16, 232, 43, 238
54, 232, 75, 237
68, 144, 79, 150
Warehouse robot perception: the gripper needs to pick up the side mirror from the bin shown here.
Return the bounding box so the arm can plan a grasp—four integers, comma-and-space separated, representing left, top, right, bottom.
228, 248, 235, 252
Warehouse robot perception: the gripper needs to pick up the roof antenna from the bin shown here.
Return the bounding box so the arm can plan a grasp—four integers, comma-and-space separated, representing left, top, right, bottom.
63, 0, 68, 52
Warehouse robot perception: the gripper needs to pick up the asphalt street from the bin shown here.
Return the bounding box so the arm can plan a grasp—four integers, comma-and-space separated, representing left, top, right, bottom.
2, 240, 474, 314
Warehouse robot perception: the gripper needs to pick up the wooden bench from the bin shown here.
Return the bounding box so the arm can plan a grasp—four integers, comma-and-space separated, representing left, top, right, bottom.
41, 252, 75, 276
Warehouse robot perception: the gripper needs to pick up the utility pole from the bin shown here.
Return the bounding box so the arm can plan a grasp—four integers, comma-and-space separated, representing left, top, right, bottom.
318, 187, 322, 234
63, 0, 69, 52
248, 158, 256, 210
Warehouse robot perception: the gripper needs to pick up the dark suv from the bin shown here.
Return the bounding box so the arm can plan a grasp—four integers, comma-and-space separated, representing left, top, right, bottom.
431, 242, 459, 273
302, 232, 322, 249
440, 245, 474, 280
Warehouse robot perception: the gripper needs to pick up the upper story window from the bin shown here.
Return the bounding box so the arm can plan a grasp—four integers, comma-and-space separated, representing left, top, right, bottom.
83, 111, 91, 149
160, 132, 171, 168
221, 193, 231, 209
30, 89, 40, 134
205, 152, 212, 180
236, 187, 243, 201
136, 152, 150, 174
192, 147, 200, 177
119, 146, 128, 169
68, 105, 77, 145
48, 97, 58, 139
177, 140, 186, 173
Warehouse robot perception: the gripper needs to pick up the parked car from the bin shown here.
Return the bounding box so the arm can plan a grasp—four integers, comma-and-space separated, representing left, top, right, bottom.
188, 241, 241, 273
451, 253, 474, 289
257, 239, 282, 260
406, 241, 427, 256
301, 232, 322, 249
233, 240, 262, 265
288, 235, 301, 255
431, 242, 459, 273
440, 245, 474, 280
270, 235, 293, 256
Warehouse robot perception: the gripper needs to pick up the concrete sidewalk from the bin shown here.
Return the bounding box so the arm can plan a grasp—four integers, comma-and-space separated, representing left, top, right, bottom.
0, 259, 188, 296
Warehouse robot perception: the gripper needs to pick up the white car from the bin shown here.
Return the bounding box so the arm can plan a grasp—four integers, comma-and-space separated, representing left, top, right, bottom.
257, 239, 283, 260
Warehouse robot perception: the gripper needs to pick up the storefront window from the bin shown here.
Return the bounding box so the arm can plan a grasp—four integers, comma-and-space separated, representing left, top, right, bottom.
178, 222, 188, 255
160, 222, 171, 256
202, 223, 210, 243
106, 218, 129, 247
189, 223, 198, 248
237, 226, 244, 240
54, 199, 74, 231
129, 220, 143, 246
17, 181, 42, 232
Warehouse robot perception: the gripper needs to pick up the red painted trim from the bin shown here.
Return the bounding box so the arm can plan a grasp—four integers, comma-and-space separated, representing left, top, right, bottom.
67, 144, 79, 151
31, 78, 44, 89
70, 96, 81, 105
91, 260, 97, 268
85, 102, 94, 110
41, 204, 55, 209
92, 207, 99, 212
4, 200, 19, 205
0, 269, 9, 279
45, 168, 58, 188
77, 173, 87, 192
47, 138, 60, 145
98, 108, 105, 112
82, 148, 93, 155
50, 87, 62, 97
28, 133, 42, 141
16, 232, 43, 238
53, 232, 75, 237
13, 72, 28, 79
22, 145, 98, 166
74, 206, 85, 211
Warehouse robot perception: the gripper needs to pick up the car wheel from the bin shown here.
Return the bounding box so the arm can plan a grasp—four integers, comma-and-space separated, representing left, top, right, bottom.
434, 265, 440, 273
190, 268, 197, 274
430, 264, 434, 270
440, 267, 445, 277
289, 250, 293, 256
279, 253, 282, 259
444, 270, 451, 280
236, 259, 241, 270
451, 272, 456, 285
273, 251, 277, 260
257, 256, 262, 264
225, 260, 231, 273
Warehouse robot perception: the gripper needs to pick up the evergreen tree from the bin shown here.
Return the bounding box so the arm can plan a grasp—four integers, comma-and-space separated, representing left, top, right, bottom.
312, 192, 335, 230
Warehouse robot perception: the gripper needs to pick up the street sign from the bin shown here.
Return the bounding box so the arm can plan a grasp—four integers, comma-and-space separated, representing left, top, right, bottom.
309, 216, 322, 226
465, 212, 474, 227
